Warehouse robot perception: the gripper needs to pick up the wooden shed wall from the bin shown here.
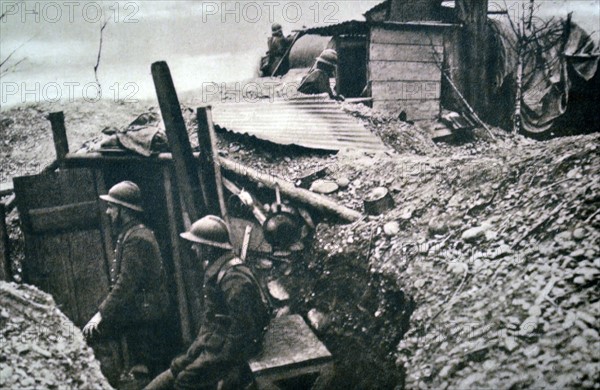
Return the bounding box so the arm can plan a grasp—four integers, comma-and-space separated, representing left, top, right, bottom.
369, 26, 444, 120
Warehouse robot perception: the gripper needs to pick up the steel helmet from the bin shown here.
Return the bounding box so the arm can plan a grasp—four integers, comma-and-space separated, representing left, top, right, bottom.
180, 215, 233, 250
271, 23, 283, 33
99, 181, 143, 212
317, 49, 338, 67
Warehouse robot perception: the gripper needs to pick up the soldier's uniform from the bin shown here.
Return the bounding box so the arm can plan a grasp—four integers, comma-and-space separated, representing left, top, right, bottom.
145, 215, 270, 390
170, 252, 269, 389
298, 49, 343, 101
266, 34, 294, 76
99, 220, 169, 375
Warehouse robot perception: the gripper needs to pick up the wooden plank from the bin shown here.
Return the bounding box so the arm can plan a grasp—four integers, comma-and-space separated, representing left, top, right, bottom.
27, 201, 99, 234
196, 107, 225, 217
370, 61, 441, 82
372, 81, 441, 100
249, 315, 331, 373
57, 169, 94, 326
94, 170, 114, 285
48, 112, 69, 160
374, 99, 440, 120
370, 26, 443, 46
14, 172, 63, 230
151, 61, 205, 222
69, 230, 110, 326
370, 43, 443, 62
0, 203, 10, 281
162, 166, 193, 344
37, 233, 80, 321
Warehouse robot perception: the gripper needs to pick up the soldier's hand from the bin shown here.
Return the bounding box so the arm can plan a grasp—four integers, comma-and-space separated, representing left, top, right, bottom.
83, 311, 102, 339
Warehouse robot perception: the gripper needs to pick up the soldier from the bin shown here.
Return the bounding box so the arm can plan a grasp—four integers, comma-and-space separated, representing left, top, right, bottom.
83, 181, 169, 386
297, 49, 345, 101
262, 23, 297, 77
145, 215, 270, 390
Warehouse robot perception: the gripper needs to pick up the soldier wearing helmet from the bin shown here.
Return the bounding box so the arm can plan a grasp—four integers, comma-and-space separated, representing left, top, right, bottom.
83, 181, 169, 387
261, 22, 298, 77
297, 48, 345, 101
146, 215, 270, 390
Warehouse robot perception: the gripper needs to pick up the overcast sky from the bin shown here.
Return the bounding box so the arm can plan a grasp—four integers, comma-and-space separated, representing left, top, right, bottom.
1, 1, 598, 108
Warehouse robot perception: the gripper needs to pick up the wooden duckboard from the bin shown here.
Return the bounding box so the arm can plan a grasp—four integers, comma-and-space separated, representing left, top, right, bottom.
250, 314, 332, 377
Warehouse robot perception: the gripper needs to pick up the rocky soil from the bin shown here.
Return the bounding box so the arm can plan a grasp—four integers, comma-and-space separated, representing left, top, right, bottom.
0, 281, 112, 389
1, 91, 598, 389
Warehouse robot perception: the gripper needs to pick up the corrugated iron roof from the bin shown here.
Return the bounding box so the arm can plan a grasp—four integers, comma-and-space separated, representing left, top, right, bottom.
302, 20, 369, 37
211, 96, 388, 153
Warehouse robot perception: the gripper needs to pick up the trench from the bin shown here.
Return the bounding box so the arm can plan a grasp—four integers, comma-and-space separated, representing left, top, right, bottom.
270, 243, 415, 389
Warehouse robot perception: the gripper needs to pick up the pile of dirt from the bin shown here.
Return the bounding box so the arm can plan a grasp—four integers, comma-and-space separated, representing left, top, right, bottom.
296, 132, 599, 388
0, 281, 112, 389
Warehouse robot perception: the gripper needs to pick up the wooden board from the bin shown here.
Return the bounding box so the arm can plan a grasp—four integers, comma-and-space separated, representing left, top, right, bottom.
249, 314, 332, 375
370, 61, 441, 82
13, 168, 111, 325
372, 81, 441, 100
0, 203, 9, 281
374, 99, 440, 120
370, 43, 443, 62
27, 202, 99, 234
370, 26, 443, 46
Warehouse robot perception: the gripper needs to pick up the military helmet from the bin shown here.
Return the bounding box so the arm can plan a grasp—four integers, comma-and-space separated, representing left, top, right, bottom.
317, 49, 338, 67
180, 215, 233, 250
271, 23, 282, 33
99, 181, 143, 212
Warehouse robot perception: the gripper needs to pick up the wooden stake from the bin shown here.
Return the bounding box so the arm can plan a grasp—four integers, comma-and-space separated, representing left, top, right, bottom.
196, 106, 227, 219
240, 225, 253, 261
163, 166, 193, 343
48, 112, 69, 161
0, 203, 10, 281
151, 61, 205, 221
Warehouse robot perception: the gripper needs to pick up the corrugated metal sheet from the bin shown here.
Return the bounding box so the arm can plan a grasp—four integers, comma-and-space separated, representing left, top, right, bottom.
302, 20, 369, 37
211, 96, 387, 153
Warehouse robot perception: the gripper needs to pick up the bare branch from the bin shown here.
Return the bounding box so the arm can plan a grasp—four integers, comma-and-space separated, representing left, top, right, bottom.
94, 19, 109, 88
0, 57, 27, 76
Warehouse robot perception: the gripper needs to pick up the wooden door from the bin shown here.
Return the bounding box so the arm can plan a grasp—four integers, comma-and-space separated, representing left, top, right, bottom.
14, 168, 113, 326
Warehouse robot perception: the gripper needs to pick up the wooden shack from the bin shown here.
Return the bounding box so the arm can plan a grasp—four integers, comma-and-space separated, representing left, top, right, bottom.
368, 22, 450, 120
301, 0, 459, 121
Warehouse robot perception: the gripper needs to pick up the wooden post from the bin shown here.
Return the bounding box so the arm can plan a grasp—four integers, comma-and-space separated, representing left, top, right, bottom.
151, 61, 205, 222
48, 112, 69, 161
456, 0, 489, 114
162, 166, 193, 343
196, 106, 227, 218
0, 203, 10, 281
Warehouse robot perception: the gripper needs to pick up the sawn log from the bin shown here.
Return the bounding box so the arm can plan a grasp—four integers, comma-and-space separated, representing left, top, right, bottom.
217, 157, 361, 222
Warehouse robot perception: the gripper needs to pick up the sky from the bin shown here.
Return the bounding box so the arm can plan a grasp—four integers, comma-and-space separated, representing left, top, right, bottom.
1, 1, 598, 108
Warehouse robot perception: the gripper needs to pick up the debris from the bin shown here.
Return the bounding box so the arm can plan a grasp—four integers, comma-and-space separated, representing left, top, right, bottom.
363, 187, 395, 215
309, 180, 339, 194
461, 225, 490, 241
383, 221, 400, 236
267, 280, 290, 302
295, 165, 330, 189
572, 228, 585, 240
336, 177, 350, 189
307, 308, 327, 331
428, 216, 448, 236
